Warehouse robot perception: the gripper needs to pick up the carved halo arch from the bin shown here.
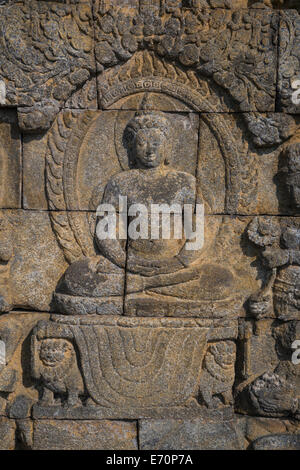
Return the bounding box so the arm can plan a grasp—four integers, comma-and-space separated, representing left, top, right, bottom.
46, 61, 242, 263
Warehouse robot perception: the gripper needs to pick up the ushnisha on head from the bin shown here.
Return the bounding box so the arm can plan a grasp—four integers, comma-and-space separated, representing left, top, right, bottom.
124, 95, 170, 169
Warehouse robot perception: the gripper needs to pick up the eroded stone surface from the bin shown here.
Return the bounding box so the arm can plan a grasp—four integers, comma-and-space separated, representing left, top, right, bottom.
32, 419, 138, 450
246, 216, 300, 321
22, 132, 49, 211
125, 215, 259, 318
0, 1, 96, 130
24, 109, 199, 211
236, 317, 300, 420
140, 415, 300, 450
4, 211, 67, 311
240, 416, 300, 449
0, 312, 49, 420
95, 6, 278, 113
0, 110, 21, 209
0, 0, 300, 452
0, 417, 16, 450
139, 414, 244, 450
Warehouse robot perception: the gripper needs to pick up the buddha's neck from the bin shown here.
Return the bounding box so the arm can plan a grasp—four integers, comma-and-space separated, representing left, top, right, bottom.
137, 166, 166, 176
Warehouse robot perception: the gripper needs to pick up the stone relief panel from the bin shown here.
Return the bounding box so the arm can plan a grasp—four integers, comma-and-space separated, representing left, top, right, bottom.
0, 0, 300, 450
31, 316, 238, 418
0, 0, 279, 134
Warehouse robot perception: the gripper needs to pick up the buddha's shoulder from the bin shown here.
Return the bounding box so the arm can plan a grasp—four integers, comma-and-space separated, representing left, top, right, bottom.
166, 169, 196, 187
106, 170, 138, 189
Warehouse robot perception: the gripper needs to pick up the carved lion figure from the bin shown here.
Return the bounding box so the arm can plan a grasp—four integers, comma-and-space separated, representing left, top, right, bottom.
33, 338, 85, 407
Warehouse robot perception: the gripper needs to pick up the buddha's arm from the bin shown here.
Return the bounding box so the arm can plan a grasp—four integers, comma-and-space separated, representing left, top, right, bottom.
176, 197, 204, 267
95, 213, 127, 268
96, 237, 126, 269
126, 244, 201, 277
126, 252, 184, 277
176, 246, 203, 268
95, 179, 127, 268
127, 182, 202, 276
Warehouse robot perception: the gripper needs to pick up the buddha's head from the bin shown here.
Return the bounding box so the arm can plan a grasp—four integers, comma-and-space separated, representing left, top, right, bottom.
124, 98, 170, 169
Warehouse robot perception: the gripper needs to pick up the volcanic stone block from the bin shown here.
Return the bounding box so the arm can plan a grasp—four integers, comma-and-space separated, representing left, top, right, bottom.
139, 415, 244, 450
196, 112, 298, 215
139, 415, 300, 450
0, 110, 21, 209
32, 420, 138, 450
5, 210, 68, 311
22, 132, 48, 210
0, 417, 16, 450
252, 433, 300, 449
242, 416, 300, 449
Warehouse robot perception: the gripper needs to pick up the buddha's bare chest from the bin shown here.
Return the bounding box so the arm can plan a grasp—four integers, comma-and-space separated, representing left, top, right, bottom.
119, 177, 193, 207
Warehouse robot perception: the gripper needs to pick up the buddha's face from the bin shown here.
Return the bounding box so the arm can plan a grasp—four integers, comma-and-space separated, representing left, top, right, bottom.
134, 128, 166, 169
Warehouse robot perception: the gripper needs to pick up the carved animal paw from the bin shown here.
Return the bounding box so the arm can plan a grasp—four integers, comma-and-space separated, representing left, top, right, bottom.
65, 393, 82, 408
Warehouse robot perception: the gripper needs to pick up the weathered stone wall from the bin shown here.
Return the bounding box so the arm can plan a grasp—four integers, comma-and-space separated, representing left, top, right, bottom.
1, 0, 300, 450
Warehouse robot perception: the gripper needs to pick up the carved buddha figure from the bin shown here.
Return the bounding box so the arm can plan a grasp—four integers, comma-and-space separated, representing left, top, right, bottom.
54, 102, 235, 316
106, 111, 199, 272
